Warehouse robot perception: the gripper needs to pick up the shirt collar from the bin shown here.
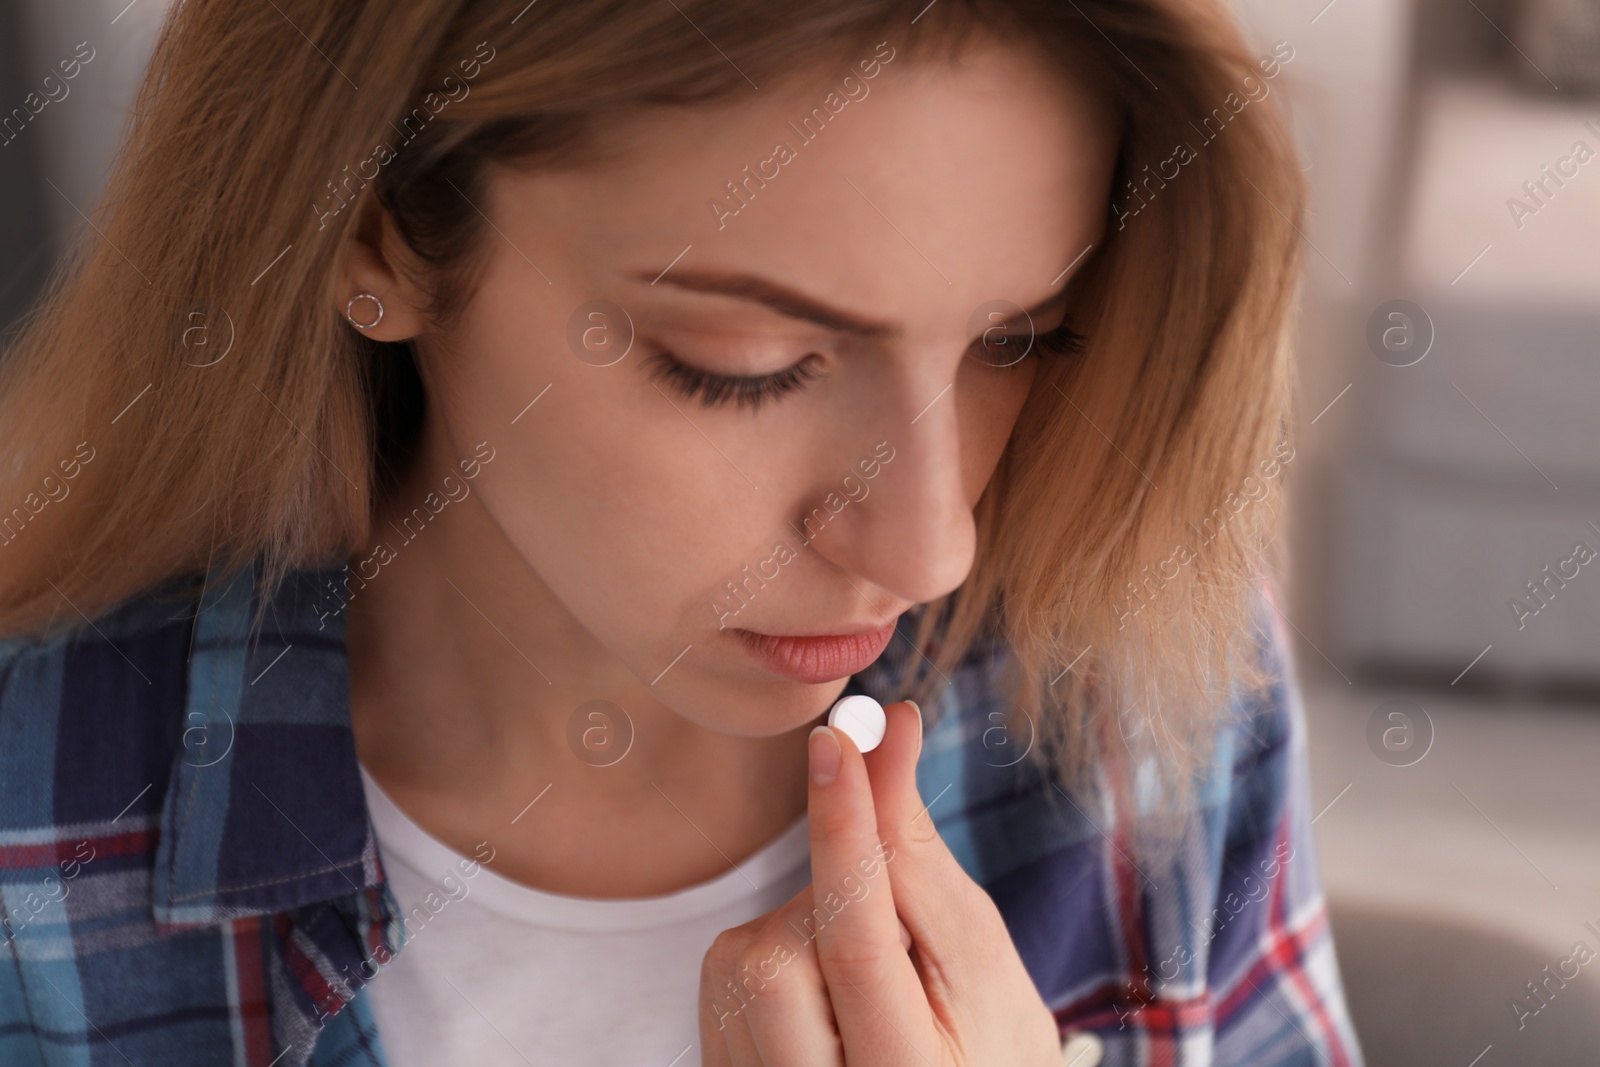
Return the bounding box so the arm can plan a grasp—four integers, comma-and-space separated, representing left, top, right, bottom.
151, 558, 383, 927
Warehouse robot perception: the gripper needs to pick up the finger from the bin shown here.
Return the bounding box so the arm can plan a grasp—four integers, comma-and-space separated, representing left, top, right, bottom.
700, 882, 878, 1067
806, 721, 936, 1065
722, 1006, 764, 1067
860, 703, 1064, 1059
699, 921, 770, 1066
738, 885, 845, 1067
862, 700, 1012, 989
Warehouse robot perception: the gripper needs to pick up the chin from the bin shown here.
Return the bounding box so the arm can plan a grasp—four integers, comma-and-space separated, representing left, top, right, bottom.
674, 671, 847, 738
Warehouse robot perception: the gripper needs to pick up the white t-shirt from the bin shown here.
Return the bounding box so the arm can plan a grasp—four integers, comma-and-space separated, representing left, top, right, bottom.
358, 765, 813, 1067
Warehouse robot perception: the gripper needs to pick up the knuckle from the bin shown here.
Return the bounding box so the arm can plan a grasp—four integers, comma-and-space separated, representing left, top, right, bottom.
815, 934, 899, 985
734, 938, 780, 982
905, 811, 941, 846
702, 928, 750, 979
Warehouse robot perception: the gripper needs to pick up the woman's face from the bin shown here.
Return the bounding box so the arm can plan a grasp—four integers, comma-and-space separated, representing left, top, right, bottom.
370, 36, 1115, 738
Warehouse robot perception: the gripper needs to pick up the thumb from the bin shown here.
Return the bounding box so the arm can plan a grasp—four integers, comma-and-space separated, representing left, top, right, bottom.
860, 699, 926, 830
863, 698, 998, 970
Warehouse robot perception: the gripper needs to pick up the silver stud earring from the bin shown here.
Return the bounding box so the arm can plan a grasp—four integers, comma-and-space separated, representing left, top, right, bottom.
345, 292, 384, 330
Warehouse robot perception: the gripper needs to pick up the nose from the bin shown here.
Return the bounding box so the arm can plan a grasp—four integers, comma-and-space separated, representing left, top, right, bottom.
803, 363, 976, 608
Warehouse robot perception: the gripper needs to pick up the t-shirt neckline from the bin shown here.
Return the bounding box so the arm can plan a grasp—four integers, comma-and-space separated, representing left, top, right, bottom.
359, 763, 812, 933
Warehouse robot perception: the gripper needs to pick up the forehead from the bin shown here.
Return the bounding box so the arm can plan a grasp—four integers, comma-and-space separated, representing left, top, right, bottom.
489, 36, 1116, 331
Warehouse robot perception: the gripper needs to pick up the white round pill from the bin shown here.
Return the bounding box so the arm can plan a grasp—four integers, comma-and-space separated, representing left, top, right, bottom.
827, 694, 887, 753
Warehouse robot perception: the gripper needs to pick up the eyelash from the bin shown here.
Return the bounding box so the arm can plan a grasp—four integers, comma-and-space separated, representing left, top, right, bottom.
1018, 322, 1088, 360
646, 350, 825, 413
646, 322, 1089, 412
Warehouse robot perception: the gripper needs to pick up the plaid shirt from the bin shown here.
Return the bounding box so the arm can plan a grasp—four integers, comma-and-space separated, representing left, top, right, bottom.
0, 560, 1363, 1066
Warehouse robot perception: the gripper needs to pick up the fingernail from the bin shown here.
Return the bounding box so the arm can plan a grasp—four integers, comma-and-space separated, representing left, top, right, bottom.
904, 699, 923, 751
809, 725, 841, 785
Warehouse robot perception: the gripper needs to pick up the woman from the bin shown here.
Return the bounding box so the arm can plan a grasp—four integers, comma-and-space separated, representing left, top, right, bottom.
0, 0, 1361, 1064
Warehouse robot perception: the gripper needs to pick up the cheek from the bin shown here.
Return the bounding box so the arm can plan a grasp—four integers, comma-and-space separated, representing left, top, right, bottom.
953, 356, 1037, 502
427, 292, 768, 643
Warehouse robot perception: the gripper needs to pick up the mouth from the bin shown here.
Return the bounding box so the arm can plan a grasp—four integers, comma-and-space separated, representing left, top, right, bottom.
731, 619, 898, 684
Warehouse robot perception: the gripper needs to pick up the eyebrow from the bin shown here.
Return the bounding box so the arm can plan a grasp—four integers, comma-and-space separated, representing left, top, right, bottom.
626, 267, 1072, 341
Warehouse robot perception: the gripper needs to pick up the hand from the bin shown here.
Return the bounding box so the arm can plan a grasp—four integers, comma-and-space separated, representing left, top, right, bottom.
698, 700, 1064, 1066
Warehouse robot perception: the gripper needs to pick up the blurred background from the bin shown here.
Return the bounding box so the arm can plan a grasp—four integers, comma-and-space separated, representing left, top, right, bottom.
2, 0, 1596, 1062
1227, 0, 1600, 1063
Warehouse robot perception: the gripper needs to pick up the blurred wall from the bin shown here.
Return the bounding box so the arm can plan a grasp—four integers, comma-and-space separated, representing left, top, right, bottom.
0, 0, 171, 338
0, 0, 51, 341
1232, 0, 1600, 696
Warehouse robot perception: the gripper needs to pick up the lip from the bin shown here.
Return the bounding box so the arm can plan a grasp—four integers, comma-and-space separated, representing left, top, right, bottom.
732, 620, 897, 684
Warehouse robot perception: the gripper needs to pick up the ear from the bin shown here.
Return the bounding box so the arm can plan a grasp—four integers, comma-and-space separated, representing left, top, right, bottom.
330, 197, 431, 342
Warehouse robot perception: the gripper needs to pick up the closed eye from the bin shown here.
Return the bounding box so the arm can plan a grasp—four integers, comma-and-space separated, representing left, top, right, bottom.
1033, 322, 1087, 357
646, 350, 824, 412
968, 320, 1087, 368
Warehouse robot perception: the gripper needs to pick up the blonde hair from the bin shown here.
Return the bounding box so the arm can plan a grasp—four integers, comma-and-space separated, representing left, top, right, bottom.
0, 0, 1304, 824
